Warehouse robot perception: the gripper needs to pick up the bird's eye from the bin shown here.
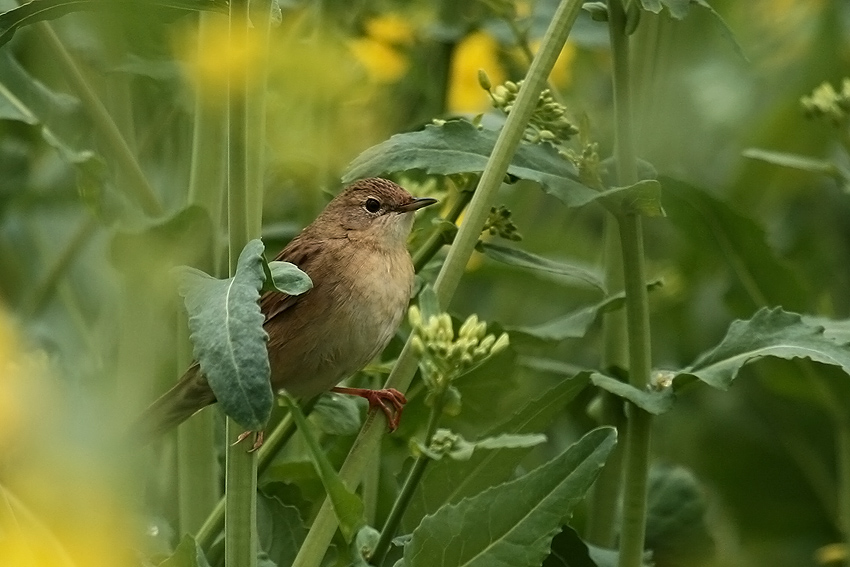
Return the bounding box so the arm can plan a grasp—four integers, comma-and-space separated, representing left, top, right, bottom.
364, 197, 381, 213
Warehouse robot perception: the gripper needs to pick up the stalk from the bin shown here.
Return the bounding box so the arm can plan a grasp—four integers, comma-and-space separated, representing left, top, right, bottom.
224, 2, 259, 566
838, 418, 850, 567
607, 2, 654, 567
35, 23, 163, 217
290, 2, 586, 565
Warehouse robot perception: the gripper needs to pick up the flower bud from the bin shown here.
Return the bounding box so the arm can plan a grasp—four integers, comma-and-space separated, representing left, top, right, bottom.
477, 69, 492, 91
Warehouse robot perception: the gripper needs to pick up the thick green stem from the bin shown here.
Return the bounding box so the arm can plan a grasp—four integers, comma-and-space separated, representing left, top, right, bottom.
412, 189, 473, 272
223, 2, 259, 566
35, 23, 163, 217
838, 418, 850, 567
290, 3, 585, 565
608, 2, 653, 567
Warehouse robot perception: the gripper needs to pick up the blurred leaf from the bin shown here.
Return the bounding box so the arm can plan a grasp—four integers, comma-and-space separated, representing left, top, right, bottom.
157, 534, 211, 567
257, 491, 307, 567
403, 372, 591, 528
507, 282, 663, 343
637, 0, 744, 59
606, 179, 665, 217
645, 465, 715, 567
0, 0, 229, 48
343, 120, 599, 206
743, 148, 850, 190
175, 239, 272, 431
404, 427, 617, 567
678, 307, 850, 390
310, 392, 362, 436
591, 373, 675, 414
662, 177, 809, 314
262, 260, 312, 295
478, 242, 605, 291
281, 395, 364, 543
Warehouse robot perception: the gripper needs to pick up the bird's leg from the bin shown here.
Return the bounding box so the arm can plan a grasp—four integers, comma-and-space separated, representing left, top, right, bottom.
232, 430, 264, 452
331, 387, 407, 431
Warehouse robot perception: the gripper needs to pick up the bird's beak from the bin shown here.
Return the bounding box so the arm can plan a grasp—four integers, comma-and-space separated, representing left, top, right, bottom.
397, 197, 438, 213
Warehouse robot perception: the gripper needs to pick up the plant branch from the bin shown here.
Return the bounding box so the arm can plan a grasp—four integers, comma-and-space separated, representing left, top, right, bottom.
290, 2, 586, 565
412, 189, 473, 272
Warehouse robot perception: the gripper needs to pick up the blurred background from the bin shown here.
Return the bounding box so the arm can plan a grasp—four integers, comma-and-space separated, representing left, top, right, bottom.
0, 0, 849, 566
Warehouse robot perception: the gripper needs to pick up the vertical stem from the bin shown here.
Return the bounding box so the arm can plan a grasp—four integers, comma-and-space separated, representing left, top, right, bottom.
608, 2, 653, 567
224, 2, 259, 566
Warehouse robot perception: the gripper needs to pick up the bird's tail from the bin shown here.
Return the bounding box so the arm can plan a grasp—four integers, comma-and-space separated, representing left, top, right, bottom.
128, 364, 216, 443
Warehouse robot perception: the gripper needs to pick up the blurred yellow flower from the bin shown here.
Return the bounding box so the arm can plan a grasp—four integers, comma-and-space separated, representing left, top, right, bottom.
448, 31, 506, 114
175, 15, 263, 102
365, 13, 414, 46
530, 39, 577, 89
350, 37, 409, 83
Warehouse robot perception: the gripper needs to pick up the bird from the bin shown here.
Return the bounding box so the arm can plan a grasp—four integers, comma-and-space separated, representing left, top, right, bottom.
133, 178, 437, 443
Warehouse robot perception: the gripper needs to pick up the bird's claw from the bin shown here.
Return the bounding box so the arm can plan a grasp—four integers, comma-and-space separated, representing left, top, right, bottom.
331, 387, 407, 431
232, 430, 264, 452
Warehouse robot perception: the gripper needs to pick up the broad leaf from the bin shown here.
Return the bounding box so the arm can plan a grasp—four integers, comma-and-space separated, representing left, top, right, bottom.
262, 259, 313, 295
257, 491, 307, 567
342, 120, 600, 206
591, 373, 675, 415
282, 395, 364, 543
606, 179, 664, 217
157, 535, 211, 567
662, 178, 809, 314
404, 427, 616, 567
403, 372, 591, 529
677, 307, 850, 389
0, 0, 229, 48
176, 239, 273, 430
479, 242, 605, 291
413, 429, 547, 461
310, 392, 363, 436
507, 282, 663, 343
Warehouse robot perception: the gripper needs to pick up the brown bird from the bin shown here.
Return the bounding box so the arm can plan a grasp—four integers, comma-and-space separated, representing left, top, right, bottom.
135, 178, 437, 441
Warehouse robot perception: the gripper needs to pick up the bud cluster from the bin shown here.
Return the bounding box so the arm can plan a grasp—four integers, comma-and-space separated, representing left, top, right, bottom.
482, 205, 522, 241
479, 71, 579, 145
409, 306, 509, 392
801, 79, 850, 126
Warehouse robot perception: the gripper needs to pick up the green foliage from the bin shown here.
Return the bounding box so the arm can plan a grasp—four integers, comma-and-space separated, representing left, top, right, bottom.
403, 427, 616, 567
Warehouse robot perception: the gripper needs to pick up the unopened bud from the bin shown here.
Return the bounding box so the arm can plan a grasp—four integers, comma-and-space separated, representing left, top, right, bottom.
477, 69, 492, 91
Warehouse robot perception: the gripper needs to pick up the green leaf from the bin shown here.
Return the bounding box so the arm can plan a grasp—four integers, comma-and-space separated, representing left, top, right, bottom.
281, 394, 364, 543
414, 430, 547, 461
342, 120, 599, 206
157, 534, 211, 567
637, 0, 745, 60
743, 148, 850, 190
802, 316, 850, 344
605, 179, 665, 217
478, 242, 605, 291
262, 259, 313, 295
176, 239, 273, 430
591, 373, 675, 415
507, 282, 663, 343
257, 491, 307, 567
645, 465, 715, 567
403, 373, 591, 529
677, 307, 850, 389
662, 177, 809, 314
404, 427, 617, 567
310, 392, 363, 436
0, 0, 229, 48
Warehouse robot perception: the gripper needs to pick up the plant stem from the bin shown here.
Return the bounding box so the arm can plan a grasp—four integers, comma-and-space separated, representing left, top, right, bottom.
290, 3, 585, 565
35, 23, 163, 217
838, 418, 850, 567
224, 2, 259, 566
371, 388, 447, 565
608, 2, 653, 567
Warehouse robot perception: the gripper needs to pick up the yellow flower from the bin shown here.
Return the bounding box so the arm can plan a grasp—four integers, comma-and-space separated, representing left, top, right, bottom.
349, 37, 409, 83
448, 31, 506, 114
365, 13, 414, 46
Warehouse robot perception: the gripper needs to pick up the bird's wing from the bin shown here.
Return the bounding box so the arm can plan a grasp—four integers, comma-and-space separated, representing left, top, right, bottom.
260, 234, 321, 324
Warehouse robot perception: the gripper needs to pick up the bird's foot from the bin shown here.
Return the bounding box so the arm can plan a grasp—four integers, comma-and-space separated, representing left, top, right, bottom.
232, 430, 264, 452
331, 387, 407, 432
